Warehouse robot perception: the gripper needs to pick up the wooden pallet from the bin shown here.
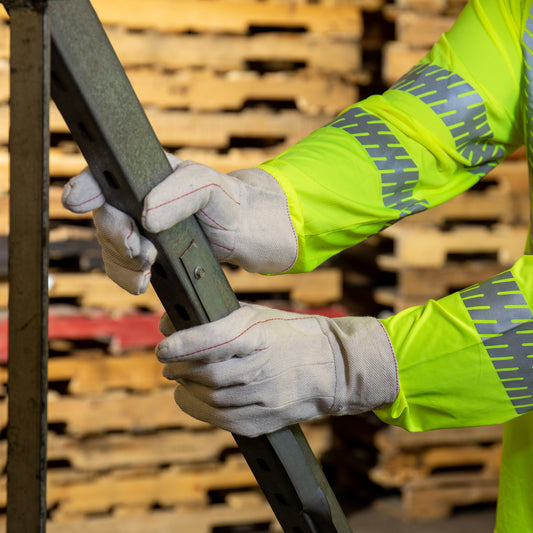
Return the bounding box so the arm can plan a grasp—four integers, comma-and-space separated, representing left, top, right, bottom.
374, 471, 499, 521
370, 424, 502, 521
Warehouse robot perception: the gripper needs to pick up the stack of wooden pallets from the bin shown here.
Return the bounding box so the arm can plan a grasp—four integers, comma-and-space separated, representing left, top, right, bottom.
0, 0, 381, 530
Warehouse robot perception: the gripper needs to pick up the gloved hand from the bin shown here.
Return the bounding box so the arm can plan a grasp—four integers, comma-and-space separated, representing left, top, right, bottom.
158, 303, 399, 437
61, 154, 298, 294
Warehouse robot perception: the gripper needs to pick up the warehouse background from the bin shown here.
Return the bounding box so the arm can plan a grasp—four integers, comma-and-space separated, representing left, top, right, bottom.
0, 0, 525, 531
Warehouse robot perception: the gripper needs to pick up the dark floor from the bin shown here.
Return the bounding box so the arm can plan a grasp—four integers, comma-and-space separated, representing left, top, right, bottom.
348, 505, 496, 533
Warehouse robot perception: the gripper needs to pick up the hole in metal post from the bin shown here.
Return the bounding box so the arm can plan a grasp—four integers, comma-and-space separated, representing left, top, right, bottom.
152, 261, 168, 280
256, 457, 271, 472
174, 303, 190, 322
102, 170, 120, 190
77, 121, 94, 142
51, 70, 66, 92
274, 492, 288, 506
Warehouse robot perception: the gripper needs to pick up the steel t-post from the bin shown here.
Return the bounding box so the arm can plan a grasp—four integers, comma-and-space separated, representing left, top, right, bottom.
5, 1, 50, 532
4, 0, 353, 530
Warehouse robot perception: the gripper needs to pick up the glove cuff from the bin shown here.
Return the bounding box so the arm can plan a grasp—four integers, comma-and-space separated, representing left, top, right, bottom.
325, 316, 399, 416
228, 168, 298, 273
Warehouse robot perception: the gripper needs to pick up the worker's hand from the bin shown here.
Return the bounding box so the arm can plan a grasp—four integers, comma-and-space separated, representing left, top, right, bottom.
158, 304, 399, 437
61, 154, 298, 294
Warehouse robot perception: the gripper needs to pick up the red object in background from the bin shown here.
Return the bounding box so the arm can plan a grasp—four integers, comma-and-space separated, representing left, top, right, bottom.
0, 311, 164, 363
0, 304, 348, 364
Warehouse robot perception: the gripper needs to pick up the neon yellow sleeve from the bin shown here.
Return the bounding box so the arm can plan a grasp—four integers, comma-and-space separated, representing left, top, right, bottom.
259, 0, 525, 273
375, 255, 533, 430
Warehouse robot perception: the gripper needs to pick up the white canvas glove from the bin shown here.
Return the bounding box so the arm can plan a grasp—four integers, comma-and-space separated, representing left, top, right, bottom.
158, 304, 399, 437
62, 154, 298, 294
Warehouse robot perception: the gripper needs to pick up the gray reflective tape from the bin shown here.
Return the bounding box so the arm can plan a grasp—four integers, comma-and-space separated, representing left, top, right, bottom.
461, 272, 533, 414
327, 107, 428, 217
392, 64, 505, 177
522, 12, 533, 264
522, 11, 533, 205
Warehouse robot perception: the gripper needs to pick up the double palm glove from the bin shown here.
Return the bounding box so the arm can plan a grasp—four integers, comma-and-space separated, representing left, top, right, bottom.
158, 304, 399, 437
61, 154, 298, 294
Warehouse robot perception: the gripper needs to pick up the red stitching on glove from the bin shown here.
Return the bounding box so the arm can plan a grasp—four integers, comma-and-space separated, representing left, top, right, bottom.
199, 209, 228, 230
143, 183, 240, 224
64, 181, 104, 208
162, 316, 309, 362
125, 221, 136, 256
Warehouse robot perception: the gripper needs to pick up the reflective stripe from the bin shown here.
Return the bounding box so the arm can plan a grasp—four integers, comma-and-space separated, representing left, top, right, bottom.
392, 64, 505, 177
461, 272, 533, 414
522, 9, 533, 253
327, 107, 428, 218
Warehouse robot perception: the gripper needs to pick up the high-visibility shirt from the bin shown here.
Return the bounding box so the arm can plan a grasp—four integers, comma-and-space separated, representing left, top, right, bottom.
258, 0, 533, 530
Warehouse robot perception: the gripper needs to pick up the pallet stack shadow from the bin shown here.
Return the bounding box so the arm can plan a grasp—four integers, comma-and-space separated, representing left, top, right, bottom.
366, 0, 527, 521
0, 0, 383, 531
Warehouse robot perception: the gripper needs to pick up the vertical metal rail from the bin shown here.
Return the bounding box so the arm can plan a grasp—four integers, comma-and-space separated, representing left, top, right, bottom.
6, 2, 50, 532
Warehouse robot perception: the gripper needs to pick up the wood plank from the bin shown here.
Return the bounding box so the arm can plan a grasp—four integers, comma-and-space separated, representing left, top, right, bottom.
46, 498, 277, 533
0, 0, 364, 36
381, 224, 527, 268
124, 69, 358, 114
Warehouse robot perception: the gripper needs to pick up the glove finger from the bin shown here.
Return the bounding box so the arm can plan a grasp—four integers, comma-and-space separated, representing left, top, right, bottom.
101, 238, 156, 294
142, 161, 240, 234
62, 168, 105, 213
155, 305, 267, 364
174, 384, 301, 437
174, 382, 260, 435
165, 152, 183, 170
162, 347, 267, 388
158, 313, 176, 336
94, 203, 143, 259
